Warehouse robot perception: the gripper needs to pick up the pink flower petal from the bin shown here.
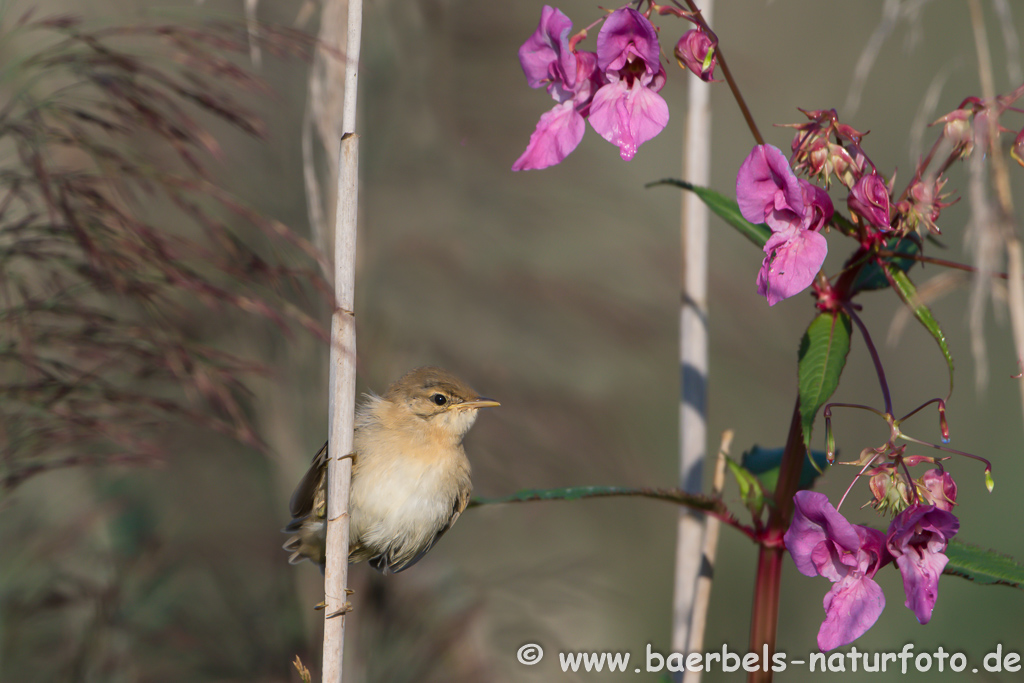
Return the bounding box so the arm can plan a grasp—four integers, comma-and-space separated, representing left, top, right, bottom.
596, 8, 660, 75
895, 549, 949, 624
512, 100, 586, 171
588, 80, 668, 161
786, 491, 891, 652
886, 505, 959, 624
785, 491, 861, 577
800, 180, 834, 232
756, 228, 827, 305
818, 574, 886, 651
519, 6, 576, 93
736, 145, 805, 230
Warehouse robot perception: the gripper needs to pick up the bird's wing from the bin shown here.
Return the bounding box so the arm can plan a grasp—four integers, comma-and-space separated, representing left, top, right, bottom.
373, 487, 471, 575
288, 441, 329, 519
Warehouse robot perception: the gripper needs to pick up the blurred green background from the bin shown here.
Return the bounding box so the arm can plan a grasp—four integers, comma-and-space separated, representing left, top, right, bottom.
2, 0, 1023, 681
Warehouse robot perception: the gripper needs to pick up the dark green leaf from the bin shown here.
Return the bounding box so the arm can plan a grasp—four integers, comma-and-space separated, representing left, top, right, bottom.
851, 236, 921, 293
647, 179, 770, 248
944, 540, 1024, 589
741, 445, 830, 493
798, 312, 853, 446
888, 265, 954, 395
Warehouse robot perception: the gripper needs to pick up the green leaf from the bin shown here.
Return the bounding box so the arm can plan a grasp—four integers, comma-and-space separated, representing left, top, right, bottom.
888, 265, 954, 395
798, 312, 853, 447
850, 236, 921, 293
741, 445, 830, 493
725, 456, 765, 517
647, 179, 770, 248
944, 540, 1024, 589
469, 485, 722, 513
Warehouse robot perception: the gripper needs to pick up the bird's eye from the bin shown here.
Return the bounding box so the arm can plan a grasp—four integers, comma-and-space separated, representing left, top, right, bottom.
431, 393, 448, 406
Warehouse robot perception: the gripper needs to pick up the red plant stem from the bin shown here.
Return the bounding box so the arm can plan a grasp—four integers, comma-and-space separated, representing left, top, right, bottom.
748, 545, 783, 683
748, 399, 803, 683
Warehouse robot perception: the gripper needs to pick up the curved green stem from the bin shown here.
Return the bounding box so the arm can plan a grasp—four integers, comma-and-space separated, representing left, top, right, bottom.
471, 486, 759, 542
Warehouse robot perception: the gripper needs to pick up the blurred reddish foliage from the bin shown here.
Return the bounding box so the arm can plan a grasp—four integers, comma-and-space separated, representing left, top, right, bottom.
0, 13, 329, 489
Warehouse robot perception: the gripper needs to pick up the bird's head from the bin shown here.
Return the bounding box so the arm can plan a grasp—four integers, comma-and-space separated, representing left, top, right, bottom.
384, 366, 500, 440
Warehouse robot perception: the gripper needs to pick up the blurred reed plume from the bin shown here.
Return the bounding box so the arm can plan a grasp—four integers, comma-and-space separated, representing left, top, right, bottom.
0, 10, 328, 491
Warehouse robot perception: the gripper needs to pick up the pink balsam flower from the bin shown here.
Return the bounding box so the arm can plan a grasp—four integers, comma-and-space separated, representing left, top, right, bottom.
736, 145, 833, 305
514, 6, 669, 169
513, 6, 601, 171
785, 491, 890, 652
886, 504, 958, 624
587, 8, 669, 161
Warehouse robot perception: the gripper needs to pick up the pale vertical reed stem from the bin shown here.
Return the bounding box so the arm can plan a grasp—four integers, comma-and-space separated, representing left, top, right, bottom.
682, 431, 730, 683
322, 0, 363, 679
967, 0, 1024, 433
672, 1, 713, 678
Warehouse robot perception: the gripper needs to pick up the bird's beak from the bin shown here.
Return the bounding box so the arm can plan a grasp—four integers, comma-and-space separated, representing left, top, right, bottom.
457, 397, 500, 410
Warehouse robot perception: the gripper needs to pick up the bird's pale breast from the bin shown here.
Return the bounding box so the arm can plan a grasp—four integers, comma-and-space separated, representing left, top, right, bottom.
348, 415, 472, 569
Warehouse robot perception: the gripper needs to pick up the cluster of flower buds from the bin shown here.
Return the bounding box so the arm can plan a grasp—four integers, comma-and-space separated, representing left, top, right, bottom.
867, 456, 957, 516
785, 109, 873, 189
734, 94, 1018, 303
793, 387, 995, 652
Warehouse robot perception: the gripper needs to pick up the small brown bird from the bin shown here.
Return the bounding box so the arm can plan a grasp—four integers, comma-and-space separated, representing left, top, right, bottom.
283, 366, 499, 575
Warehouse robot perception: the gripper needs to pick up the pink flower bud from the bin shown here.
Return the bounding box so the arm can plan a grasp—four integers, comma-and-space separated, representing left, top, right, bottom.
829, 144, 859, 188
868, 465, 910, 515
895, 176, 952, 236
932, 102, 979, 160
1012, 128, 1024, 168
847, 172, 892, 230
674, 28, 717, 82
919, 469, 957, 512
791, 135, 831, 185
944, 114, 974, 158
